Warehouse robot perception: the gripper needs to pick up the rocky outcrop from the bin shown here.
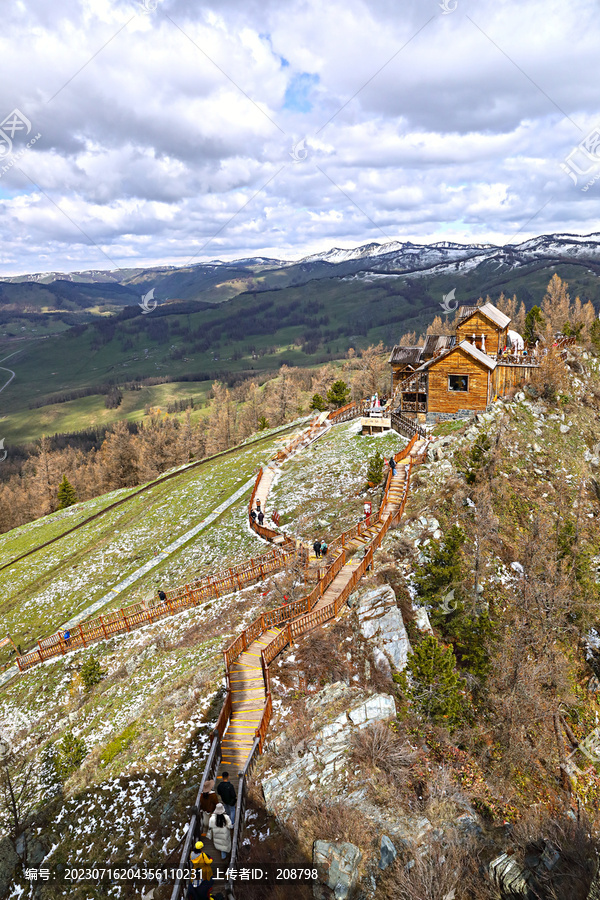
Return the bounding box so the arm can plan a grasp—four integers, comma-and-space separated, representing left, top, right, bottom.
0, 837, 19, 897
262, 690, 396, 817
313, 841, 362, 900
356, 585, 411, 674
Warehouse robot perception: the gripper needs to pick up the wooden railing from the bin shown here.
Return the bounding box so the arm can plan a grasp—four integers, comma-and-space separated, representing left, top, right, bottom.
391, 410, 427, 439
15, 544, 297, 673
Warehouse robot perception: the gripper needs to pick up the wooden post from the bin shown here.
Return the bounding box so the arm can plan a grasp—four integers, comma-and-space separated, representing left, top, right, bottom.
120, 611, 130, 633
58, 633, 66, 655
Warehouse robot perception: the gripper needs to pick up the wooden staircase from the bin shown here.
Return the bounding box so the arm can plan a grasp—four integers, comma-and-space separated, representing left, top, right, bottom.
171, 419, 429, 900
221, 628, 281, 772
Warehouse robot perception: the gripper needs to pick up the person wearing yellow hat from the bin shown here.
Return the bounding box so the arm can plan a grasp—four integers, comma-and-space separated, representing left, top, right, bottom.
190, 840, 213, 881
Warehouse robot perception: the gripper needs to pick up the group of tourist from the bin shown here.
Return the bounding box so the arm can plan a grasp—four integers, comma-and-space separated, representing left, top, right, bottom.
312, 538, 328, 559
187, 772, 238, 898
250, 498, 265, 526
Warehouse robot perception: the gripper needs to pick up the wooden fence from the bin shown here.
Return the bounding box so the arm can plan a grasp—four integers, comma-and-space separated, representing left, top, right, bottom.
15, 545, 296, 673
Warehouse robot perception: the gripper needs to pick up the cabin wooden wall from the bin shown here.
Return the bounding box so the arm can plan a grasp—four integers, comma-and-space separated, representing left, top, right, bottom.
493, 363, 538, 396
456, 312, 507, 355
427, 348, 491, 414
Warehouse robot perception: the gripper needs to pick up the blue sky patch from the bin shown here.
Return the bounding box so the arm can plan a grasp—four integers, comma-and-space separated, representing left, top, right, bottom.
283, 72, 319, 113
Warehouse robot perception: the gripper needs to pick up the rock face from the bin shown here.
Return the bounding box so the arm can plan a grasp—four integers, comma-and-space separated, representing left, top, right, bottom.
313, 841, 362, 900
0, 837, 19, 897
357, 586, 411, 672
262, 690, 396, 817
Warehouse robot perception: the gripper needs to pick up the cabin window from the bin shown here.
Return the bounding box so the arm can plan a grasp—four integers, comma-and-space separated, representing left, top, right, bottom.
448, 374, 469, 392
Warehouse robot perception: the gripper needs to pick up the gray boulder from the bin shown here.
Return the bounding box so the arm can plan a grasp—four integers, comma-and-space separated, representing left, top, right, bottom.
379, 834, 397, 870
313, 841, 363, 900
357, 585, 411, 671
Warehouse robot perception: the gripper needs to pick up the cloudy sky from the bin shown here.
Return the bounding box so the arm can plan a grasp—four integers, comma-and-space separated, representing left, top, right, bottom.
0, 0, 599, 275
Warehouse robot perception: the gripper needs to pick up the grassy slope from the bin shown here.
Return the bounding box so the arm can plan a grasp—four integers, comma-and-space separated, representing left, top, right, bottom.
268, 421, 405, 543
1, 381, 211, 445
0, 426, 301, 650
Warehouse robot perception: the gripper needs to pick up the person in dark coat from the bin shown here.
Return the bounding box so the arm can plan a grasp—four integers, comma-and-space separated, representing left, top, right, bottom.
250, 508, 257, 522
199, 779, 219, 834
257, 510, 264, 525
313, 539, 321, 559
158, 589, 167, 603
217, 772, 237, 825
389, 456, 396, 476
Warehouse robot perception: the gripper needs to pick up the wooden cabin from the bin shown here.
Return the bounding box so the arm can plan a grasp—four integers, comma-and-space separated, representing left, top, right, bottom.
391, 300, 538, 422
455, 301, 510, 356
420, 341, 496, 420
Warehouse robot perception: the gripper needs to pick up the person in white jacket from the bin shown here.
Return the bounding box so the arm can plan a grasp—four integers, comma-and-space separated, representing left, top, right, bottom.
208, 802, 232, 859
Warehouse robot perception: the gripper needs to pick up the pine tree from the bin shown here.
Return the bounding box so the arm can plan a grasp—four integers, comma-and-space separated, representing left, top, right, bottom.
326, 380, 351, 408
80, 655, 104, 690
414, 525, 493, 682
56, 475, 78, 509
404, 635, 470, 729
414, 525, 465, 614
366, 449, 384, 486
55, 731, 87, 781
524, 305, 545, 343
309, 393, 327, 412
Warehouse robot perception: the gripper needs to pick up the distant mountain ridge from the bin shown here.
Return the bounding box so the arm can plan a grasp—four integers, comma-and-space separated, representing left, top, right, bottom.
3, 231, 600, 288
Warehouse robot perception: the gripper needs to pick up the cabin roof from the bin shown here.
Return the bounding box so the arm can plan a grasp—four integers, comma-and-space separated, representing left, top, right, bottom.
457, 305, 479, 320
422, 333, 456, 358
389, 346, 423, 366
417, 339, 497, 373
459, 301, 511, 330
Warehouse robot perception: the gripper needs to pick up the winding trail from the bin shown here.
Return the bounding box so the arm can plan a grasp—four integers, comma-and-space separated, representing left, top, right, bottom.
170, 407, 427, 900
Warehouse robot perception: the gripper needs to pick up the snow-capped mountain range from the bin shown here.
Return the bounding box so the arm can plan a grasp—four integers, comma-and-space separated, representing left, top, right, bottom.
3, 232, 600, 287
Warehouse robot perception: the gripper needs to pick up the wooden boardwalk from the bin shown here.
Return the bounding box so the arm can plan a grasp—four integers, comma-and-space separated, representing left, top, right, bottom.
224, 438, 426, 769
170, 416, 427, 900
220, 628, 281, 773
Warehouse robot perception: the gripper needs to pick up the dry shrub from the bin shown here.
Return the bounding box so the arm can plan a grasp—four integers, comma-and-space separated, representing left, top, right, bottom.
528, 348, 569, 402
377, 833, 495, 900
170, 623, 204, 649
293, 623, 352, 686
257, 703, 315, 772
422, 766, 471, 827
508, 809, 599, 900
350, 721, 418, 783
292, 795, 365, 849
